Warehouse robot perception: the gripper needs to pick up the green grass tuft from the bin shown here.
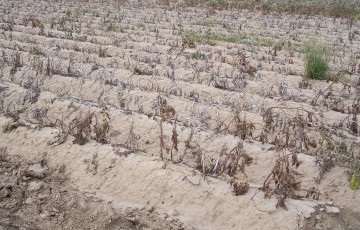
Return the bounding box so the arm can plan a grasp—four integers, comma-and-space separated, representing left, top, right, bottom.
350, 161, 360, 190
183, 30, 272, 46
303, 40, 330, 80
191, 51, 206, 60
136, 22, 145, 28
106, 23, 123, 32
194, 19, 221, 26
356, 13, 360, 20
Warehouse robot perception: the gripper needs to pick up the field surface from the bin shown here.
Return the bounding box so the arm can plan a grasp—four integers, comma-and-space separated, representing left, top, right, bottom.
1, 0, 360, 229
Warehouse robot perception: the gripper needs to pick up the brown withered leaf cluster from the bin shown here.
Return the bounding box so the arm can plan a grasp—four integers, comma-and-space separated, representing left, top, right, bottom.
262, 152, 302, 210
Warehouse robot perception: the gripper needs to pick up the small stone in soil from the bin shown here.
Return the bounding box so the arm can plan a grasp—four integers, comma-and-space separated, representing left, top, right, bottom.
325, 206, 340, 214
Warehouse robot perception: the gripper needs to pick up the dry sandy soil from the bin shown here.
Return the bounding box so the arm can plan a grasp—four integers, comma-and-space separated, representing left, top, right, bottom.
1, 0, 360, 229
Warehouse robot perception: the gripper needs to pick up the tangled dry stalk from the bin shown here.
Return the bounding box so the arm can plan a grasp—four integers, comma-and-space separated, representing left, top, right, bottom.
0, 0, 360, 222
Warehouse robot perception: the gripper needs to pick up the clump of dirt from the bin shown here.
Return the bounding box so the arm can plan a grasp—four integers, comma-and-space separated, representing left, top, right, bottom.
0, 147, 185, 230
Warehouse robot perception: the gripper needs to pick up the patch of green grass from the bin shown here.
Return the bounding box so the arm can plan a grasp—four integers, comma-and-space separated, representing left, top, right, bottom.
84, 47, 94, 54
81, 7, 94, 14
136, 22, 145, 28
65, 28, 73, 39
183, 30, 206, 43
208, 0, 228, 7
191, 51, 206, 60
303, 40, 330, 80
75, 7, 95, 17
350, 161, 360, 190
183, 30, 272, 46
356, 13, 360, 20
244, 36, 272, 46
106, 23, 123, 32
350, 172, 360, 189
209, 32, 244, 43
1, 21, 14, 31
42, 18, 50, 25
218, 0, 228, 5
194, 19, 221, 26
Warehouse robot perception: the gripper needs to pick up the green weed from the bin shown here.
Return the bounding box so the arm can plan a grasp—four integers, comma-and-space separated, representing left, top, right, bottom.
84, 47, 93, 54
191, 51, 206, 60
183, 30, 272, 46
1, 21, 14, 31
136, 22, 145, 28
356, 13, 360, 20
106, 23, 123, 32
95, 119, 110, 144
303, 40, 330, 80
75, 7, 95, 16
194, 19, 221, 26
65, 28, 73, 39
350, 161, 360, 190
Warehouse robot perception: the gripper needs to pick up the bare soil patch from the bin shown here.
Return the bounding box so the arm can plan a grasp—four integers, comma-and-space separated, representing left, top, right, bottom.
0, 0, 360, 229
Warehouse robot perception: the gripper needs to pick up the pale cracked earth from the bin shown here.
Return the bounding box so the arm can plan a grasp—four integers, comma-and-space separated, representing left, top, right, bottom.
0, 0, 360, 229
